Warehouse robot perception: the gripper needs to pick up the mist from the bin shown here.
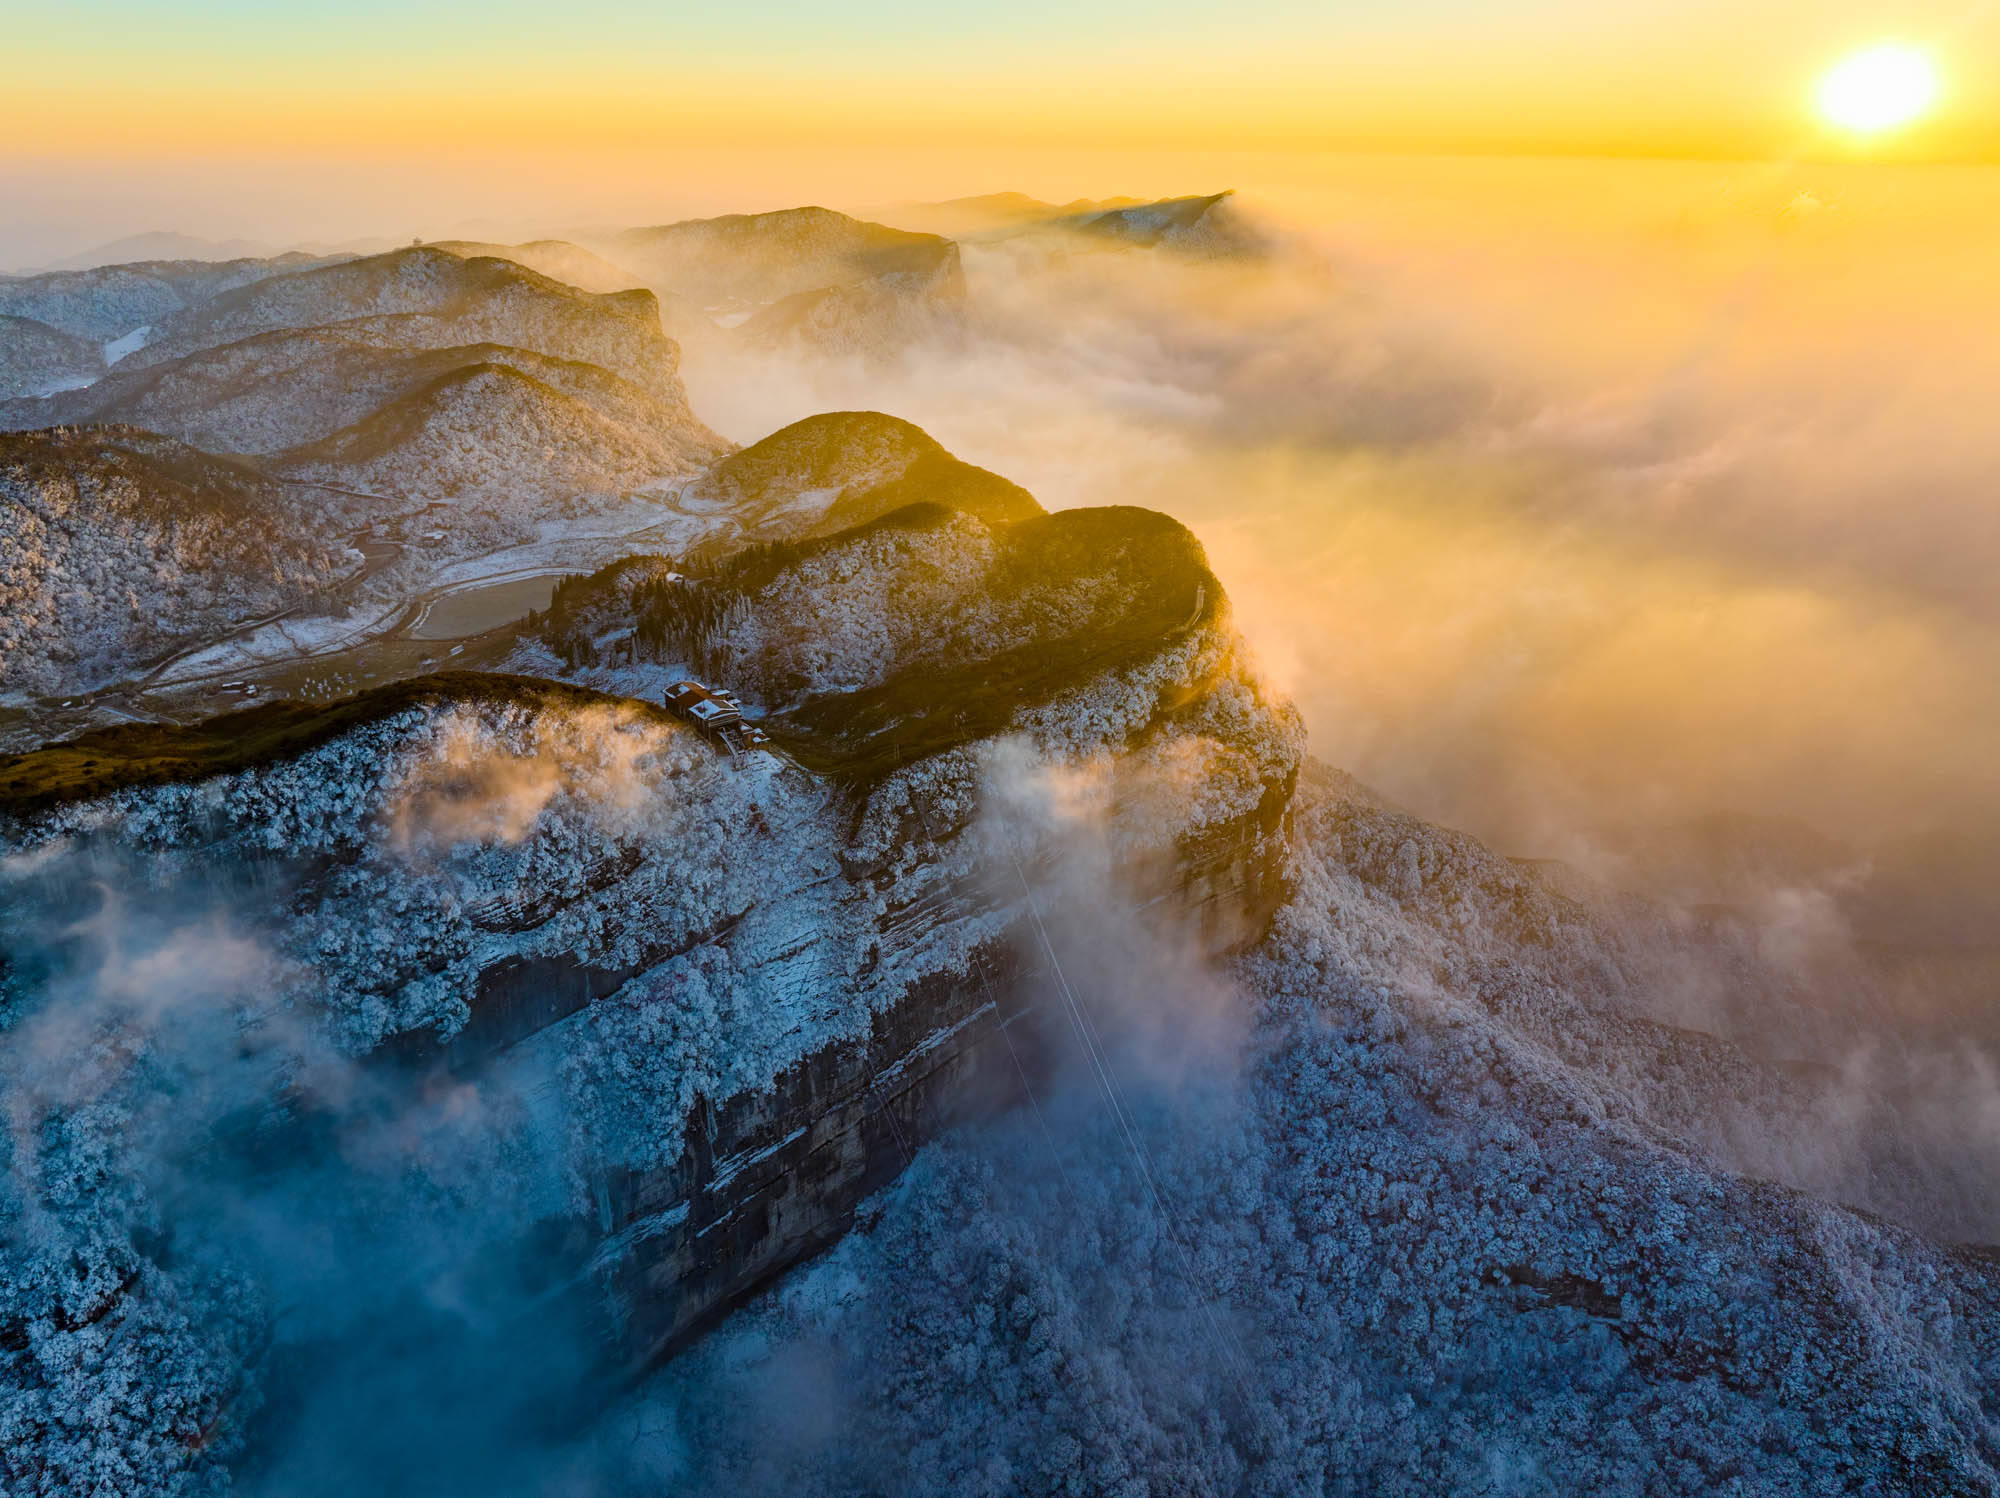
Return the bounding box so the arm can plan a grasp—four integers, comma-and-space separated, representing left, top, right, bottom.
664, 156, 2000, 888
7, 148, 2000, 1490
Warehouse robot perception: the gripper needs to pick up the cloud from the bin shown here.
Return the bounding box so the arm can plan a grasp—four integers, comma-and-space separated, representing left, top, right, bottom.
669, 163, 2000, 890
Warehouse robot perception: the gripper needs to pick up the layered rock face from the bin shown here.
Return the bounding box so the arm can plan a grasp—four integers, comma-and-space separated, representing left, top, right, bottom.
0, 481, 1298, 1492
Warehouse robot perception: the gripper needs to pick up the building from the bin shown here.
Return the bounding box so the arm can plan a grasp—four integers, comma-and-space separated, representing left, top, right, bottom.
663, 678, 771, 758
664, 678, 743, 732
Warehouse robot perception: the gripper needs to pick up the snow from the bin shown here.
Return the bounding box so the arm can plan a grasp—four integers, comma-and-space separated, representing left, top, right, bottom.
8, 578, 1997, 1490
146, 599, 406, 683
23, 374, 98, 397
102, 324, 151, 363
629, 766, 2000, 1494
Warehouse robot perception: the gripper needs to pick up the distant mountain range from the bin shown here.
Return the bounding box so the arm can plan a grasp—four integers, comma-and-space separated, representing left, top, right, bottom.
9, 230, 396, 274
0, 192, 1266, 703
879, 189, 1266, 255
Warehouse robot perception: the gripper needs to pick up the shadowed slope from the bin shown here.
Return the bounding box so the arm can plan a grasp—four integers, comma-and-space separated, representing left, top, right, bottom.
0, 426, 348, 698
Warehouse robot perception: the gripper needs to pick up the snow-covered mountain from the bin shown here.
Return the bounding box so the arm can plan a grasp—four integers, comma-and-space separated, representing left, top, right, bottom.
676, 409, 1041, 540
0, 482, 1299, 1489
649, 756, 2000, 1494
0, 317, 104, 401
588, 207, 966, 359
4, 441, 1996, 1492
876, 191, 1149, 239
1, 192, 1994, 1496
0, 427, 349, 699
273, 356, 715, 525
425, 238, 646, 295
5, 249, 717, 443
0, 246, 742, 703
1062, 190, 1267, 256
8, 334, 712, 465
98, 248, 690, 403
884, 190, 1267, 258
0, 254, 350, 344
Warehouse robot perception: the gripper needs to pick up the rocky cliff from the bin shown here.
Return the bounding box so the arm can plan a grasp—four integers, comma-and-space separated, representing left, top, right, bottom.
0, 472, 1299, 1493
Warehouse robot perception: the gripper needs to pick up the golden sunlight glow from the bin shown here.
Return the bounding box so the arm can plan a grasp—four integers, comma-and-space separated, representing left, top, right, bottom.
1817, 44, 1941, 134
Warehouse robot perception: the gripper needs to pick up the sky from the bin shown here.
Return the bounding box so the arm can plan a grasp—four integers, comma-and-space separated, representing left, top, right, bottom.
9, 0, 1998, 154
4, 0, 1999, 879
5, 0, 2000, 263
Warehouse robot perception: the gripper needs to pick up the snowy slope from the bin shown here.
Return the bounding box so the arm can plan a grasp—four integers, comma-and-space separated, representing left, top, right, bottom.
647, 761, 2000, 1492
0, 495, 1300, 1491
275, 359, 714, 523
6, 333, 717, 464
0, 316, 104, 400
0, 252, 348, 342
0, 427, 348, 698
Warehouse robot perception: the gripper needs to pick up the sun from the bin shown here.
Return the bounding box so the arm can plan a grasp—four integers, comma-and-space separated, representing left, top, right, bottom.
1817, 44, 1941, 134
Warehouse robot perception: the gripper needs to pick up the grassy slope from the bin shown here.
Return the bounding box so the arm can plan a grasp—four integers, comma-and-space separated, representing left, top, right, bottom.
699, 410, 1042, 536
524, 492, 1221, 788
0, 672, 670, 816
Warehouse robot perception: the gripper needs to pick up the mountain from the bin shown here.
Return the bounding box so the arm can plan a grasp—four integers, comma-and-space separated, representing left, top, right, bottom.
0, 476, 1299, 1489
425, 238, 646, 295
516, 497, 1224, 782
274, 356, 713, 519
2, 248, 728, 545
602, 207, 957, 307
590, 207, 965, 358
0, 253, 349, 342
885, 190, 1266, 258
4, 488, 1999, 1487
0, 427, 349, 699
34, 230, 283, 270
0, 316, 104, 400
0, 249, 738, 712
107, 247, 693, 403
677, 410, 1040, 540
875, 191, 1145, 238
1063, 190, 1262, 254
11, 333, 718, 471
648, 754, 2000, 1493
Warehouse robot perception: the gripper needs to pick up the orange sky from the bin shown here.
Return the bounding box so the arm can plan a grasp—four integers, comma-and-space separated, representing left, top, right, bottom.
5, 1, 1999, 266
7, 1, 1999, 163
